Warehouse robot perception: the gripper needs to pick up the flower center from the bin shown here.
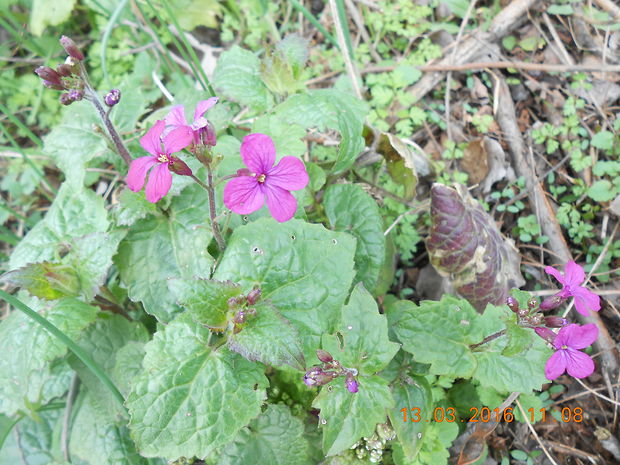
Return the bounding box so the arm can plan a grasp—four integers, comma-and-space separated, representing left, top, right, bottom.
256, 173, 266, 183
561, 344, 568, 350
157, 153, 170, 163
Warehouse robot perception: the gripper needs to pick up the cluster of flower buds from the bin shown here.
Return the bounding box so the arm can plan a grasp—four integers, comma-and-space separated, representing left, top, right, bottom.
349, 422, 396, 463
227, 287, 262, 334
34, 36, 86, 106
303, 349, 359, 394
506, 295, 568, 341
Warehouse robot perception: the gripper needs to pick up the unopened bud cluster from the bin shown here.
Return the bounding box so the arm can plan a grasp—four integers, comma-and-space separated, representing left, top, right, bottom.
349, 422, 396, 463
227, 287, 262, 334
506, 295, 568, 344
303, 349, 359, 394
34, 36, 88, 106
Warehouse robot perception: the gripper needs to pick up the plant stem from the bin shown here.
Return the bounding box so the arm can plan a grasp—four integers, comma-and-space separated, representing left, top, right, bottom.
469, 329, 507, 350
88, 89, 133, 165
0, 289, 126, 409
191, 172, 226, 251
79, 63, 132, 165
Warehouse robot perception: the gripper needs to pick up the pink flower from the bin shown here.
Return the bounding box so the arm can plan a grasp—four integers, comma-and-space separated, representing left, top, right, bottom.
545, 261, 600, 316
126, 120, 193, 203
223, 133, 309, 222
165, 97, 218, 147
544, 323, 598, 380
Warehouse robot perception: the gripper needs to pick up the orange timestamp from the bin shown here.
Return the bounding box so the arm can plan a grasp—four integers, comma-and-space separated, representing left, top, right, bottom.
400, 407, 584, 423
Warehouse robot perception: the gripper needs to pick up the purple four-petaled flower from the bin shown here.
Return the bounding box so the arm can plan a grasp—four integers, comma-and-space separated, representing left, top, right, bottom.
126, 120, 192, 203
223, 133, 309, 222
544, 323, 598, 380
545, 261, 600, 316
165, 97, 218, 148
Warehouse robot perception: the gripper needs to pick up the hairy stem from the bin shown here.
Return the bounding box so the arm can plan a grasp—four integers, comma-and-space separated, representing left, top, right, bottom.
191, 172, 226, 251
469, 329, 506, 350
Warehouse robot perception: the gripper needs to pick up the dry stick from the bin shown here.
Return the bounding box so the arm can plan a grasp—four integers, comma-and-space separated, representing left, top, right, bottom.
329, 0, 363, 99
446, 0, 478, 141
495, 76, 619, 374
420, 61, 620, 73
515, 399, 559, 465
409, 0, 538, 101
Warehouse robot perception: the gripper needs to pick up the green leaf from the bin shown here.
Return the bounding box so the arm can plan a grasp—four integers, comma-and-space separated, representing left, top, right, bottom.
214, 218, 356, 360
9, 183, 109, 270
168, 278, 241, 330
252, 116, 307, 158
472, 306, 550, 393
273, 90, 367, 174
112, 188, 159, 227
312, 377, 394, 456
1, 262, 80, 300
0, 297, 98, 416
218, 404, 312, 465
388, 376, 432, 461
588, 180, 616, 202
29, 0, 76, 35
69, 314, 149, 422
112, 342, 147, 398
387, 296, 483, 378
116, 184, 215, 322
168, 0, 220, 30
322, 284, 399, 374
42, 102, 110, 186
324, 184, 386, 292
213, 45, 273, 112
127, 314, 268, 459
547, 4, 574, 15
376, 133, 418, 200
14, 407, 63, 463
228, 301, 305, 370
70, 391, 146, 465
502, 323, 532, 357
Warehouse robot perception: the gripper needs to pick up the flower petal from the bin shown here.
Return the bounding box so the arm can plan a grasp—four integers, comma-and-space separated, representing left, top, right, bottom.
265, 184, 297, 222
562, 323, 598, 350
266, 156, 309, 191
564, 261, 585, 287
140, 120, 165, 155
544, 265, 566, 286
223, 176, 264, 215
163, 126, 193, 154
564, 348, 595, 378
127, 156, 157, 192
145, 163, 172, 203
193, 97, 218, 122
545, 350, 568, 380
165, 105, 187, 128
554, 323, 577, 349
572, 286, 601, 316
241, 133, 276, 174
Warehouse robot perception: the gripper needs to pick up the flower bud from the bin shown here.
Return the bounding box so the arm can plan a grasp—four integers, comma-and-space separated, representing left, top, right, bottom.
67, 89, 83, 101
345, 372, 359, 393
56, 63, 74, 77
35, 66, 63, 87
517, 308, 529, 318
59, 93, 74, 106
104, 89, 121, 107
316, 349, 333, 363
506, 296, 519, 313
303, 366, 337, 387
245, 307, 257, 317
199, 121, 216, 147
233, 310, 246, 325
60, 35, 84, 61
540, 294, 564, 311
534, 327, 557, 344
227, 296, 240, 308
527, 298, 538, 309
544, 316, 568, 328
43, 80, 65, 91
168, 158, 193, 176
246, 287, 261, 305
